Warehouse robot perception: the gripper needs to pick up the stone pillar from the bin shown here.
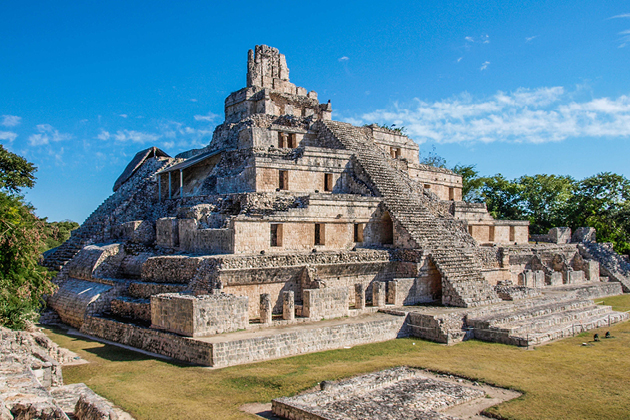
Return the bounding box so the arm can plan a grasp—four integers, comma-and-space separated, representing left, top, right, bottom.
260, 294, 272, 324
354, 283, 365, 310
372, 281, 386, 308
585, 260, 600, 281
282, 291, 294, 321
387, 280, 400, 306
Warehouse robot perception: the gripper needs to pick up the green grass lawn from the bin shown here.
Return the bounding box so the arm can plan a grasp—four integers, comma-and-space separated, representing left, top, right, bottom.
44, 294, 630, 420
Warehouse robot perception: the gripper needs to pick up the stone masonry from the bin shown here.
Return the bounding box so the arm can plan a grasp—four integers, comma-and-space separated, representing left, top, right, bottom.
41, 45, 630, 367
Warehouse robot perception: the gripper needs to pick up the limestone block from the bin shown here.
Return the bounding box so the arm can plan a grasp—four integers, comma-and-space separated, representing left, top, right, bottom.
520, 270, 545, 288
151, 293, 248, 337
354, 283, 365, 309
548, 272, 563, 286
565, 270, 585, 285
302, 287, 349, 320
282, 291, 295, 321
156, 217, 179, 248
585, 260, 600, 281
372, 281, 386, 308
260, 294, 272, 324
548, 227, 571, 244
572, 226, 597, 243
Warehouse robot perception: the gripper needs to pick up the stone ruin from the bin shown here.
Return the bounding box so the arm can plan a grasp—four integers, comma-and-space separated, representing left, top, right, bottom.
271, 366, 520, 420
0, 326, 134, 420
40, 45, 630, 368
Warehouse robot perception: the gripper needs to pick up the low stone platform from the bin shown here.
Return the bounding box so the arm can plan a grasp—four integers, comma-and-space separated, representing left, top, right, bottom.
403, 282, 627, 347
80, 312, 409, 367
271, 366, 519, 420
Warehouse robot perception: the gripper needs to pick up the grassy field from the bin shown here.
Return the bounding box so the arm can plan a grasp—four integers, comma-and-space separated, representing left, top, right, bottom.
44, 294, 630, 420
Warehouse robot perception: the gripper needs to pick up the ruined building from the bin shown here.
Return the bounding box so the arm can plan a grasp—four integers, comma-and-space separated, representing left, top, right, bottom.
43, 46, 629, 367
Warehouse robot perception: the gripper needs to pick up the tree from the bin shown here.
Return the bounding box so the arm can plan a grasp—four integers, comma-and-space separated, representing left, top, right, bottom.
452, 164, 484, 202
478, 174, 525, 221
419, 145, 447, 168
517, 174, 575, 234
567, 173, 630, 254
42, 220, 80, 251
0, 147, 55, 329
0, 144, 36, 193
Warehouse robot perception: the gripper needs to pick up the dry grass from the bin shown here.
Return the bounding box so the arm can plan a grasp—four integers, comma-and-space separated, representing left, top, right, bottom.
44, 294, 630, 420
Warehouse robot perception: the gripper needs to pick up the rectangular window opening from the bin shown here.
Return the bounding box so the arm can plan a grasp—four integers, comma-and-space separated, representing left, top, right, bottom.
324, 173, 333, 192
314, 223, 325, 245
278, 132, 286, 148
354, 223, 364, 243
449, 187, 454, 201
288, 133, 297, 149
279, 170, 288, 190
509, 226, 516, 242
489, 226, 495, 242
271, 224, 283, 247
424, 184, 431, 189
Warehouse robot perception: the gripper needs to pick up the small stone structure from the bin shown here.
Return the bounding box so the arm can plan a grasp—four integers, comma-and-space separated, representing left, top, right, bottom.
151, 292, 248, 337
272, 366, 491, 420
0, 327, 134, 420
40, 45, 630, 368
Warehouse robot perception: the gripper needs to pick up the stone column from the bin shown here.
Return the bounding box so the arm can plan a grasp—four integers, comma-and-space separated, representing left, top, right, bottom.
260, 294, 272, 324
586, 260, 600, 281
282, 291, 295, 321
388, 280, 400, 306
372, 281, 386, 308
354, 283, 365, 309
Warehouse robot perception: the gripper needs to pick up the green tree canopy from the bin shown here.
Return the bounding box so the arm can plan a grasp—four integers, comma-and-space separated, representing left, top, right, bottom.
0, 146, 55, 329
0, 144, 36, 193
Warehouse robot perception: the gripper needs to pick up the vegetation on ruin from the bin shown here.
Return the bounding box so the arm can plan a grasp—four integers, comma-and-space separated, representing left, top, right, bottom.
0, 145, 56, 329
44, 295, 630, 420
452, 163, 630, 255
42, 219, 80, 251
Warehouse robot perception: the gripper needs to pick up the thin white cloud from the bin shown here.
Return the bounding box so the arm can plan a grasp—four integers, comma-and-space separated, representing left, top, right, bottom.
338, 56, 349, 62
112, 130, 160, 143
480, 61, 490, 71
525, 36, 538, 43
352, 87, 630, 145
1, 115, 21, 127
0, 131, 18, 142
28, 124, 72, 146
456, 57, 463, 63
194, 112, 220, 122
618, 29, 630, 48
465, 36, 474, 42
97, 130, 110, 141
609, 13, 630, 19
119, 114, 128, 118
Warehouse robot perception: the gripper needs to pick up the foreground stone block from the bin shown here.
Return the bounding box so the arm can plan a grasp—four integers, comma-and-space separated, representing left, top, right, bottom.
151, 293, 248, 337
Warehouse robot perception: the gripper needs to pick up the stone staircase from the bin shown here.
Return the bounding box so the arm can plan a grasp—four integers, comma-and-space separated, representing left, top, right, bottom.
109, 279, 188, 323
467, 296, 628, 346
578, 242, 630, 292
318, 120, 499, 307
43, 158, 171, 271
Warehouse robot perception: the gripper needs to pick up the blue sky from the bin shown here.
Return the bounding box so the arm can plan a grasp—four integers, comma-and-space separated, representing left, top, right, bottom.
2, 1, 630, 223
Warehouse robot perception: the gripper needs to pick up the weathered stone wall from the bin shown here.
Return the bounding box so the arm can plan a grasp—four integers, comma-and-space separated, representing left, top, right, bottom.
302, 287, 349, 320
141, 256, 203, 283
81, 316, 213, 365
211, 314, 408, 368
156, 217, 179, 247
151, 293, 248, 337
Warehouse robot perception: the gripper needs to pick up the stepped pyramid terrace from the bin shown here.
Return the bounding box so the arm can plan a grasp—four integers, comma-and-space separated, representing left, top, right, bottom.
43, 45, 630, 367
